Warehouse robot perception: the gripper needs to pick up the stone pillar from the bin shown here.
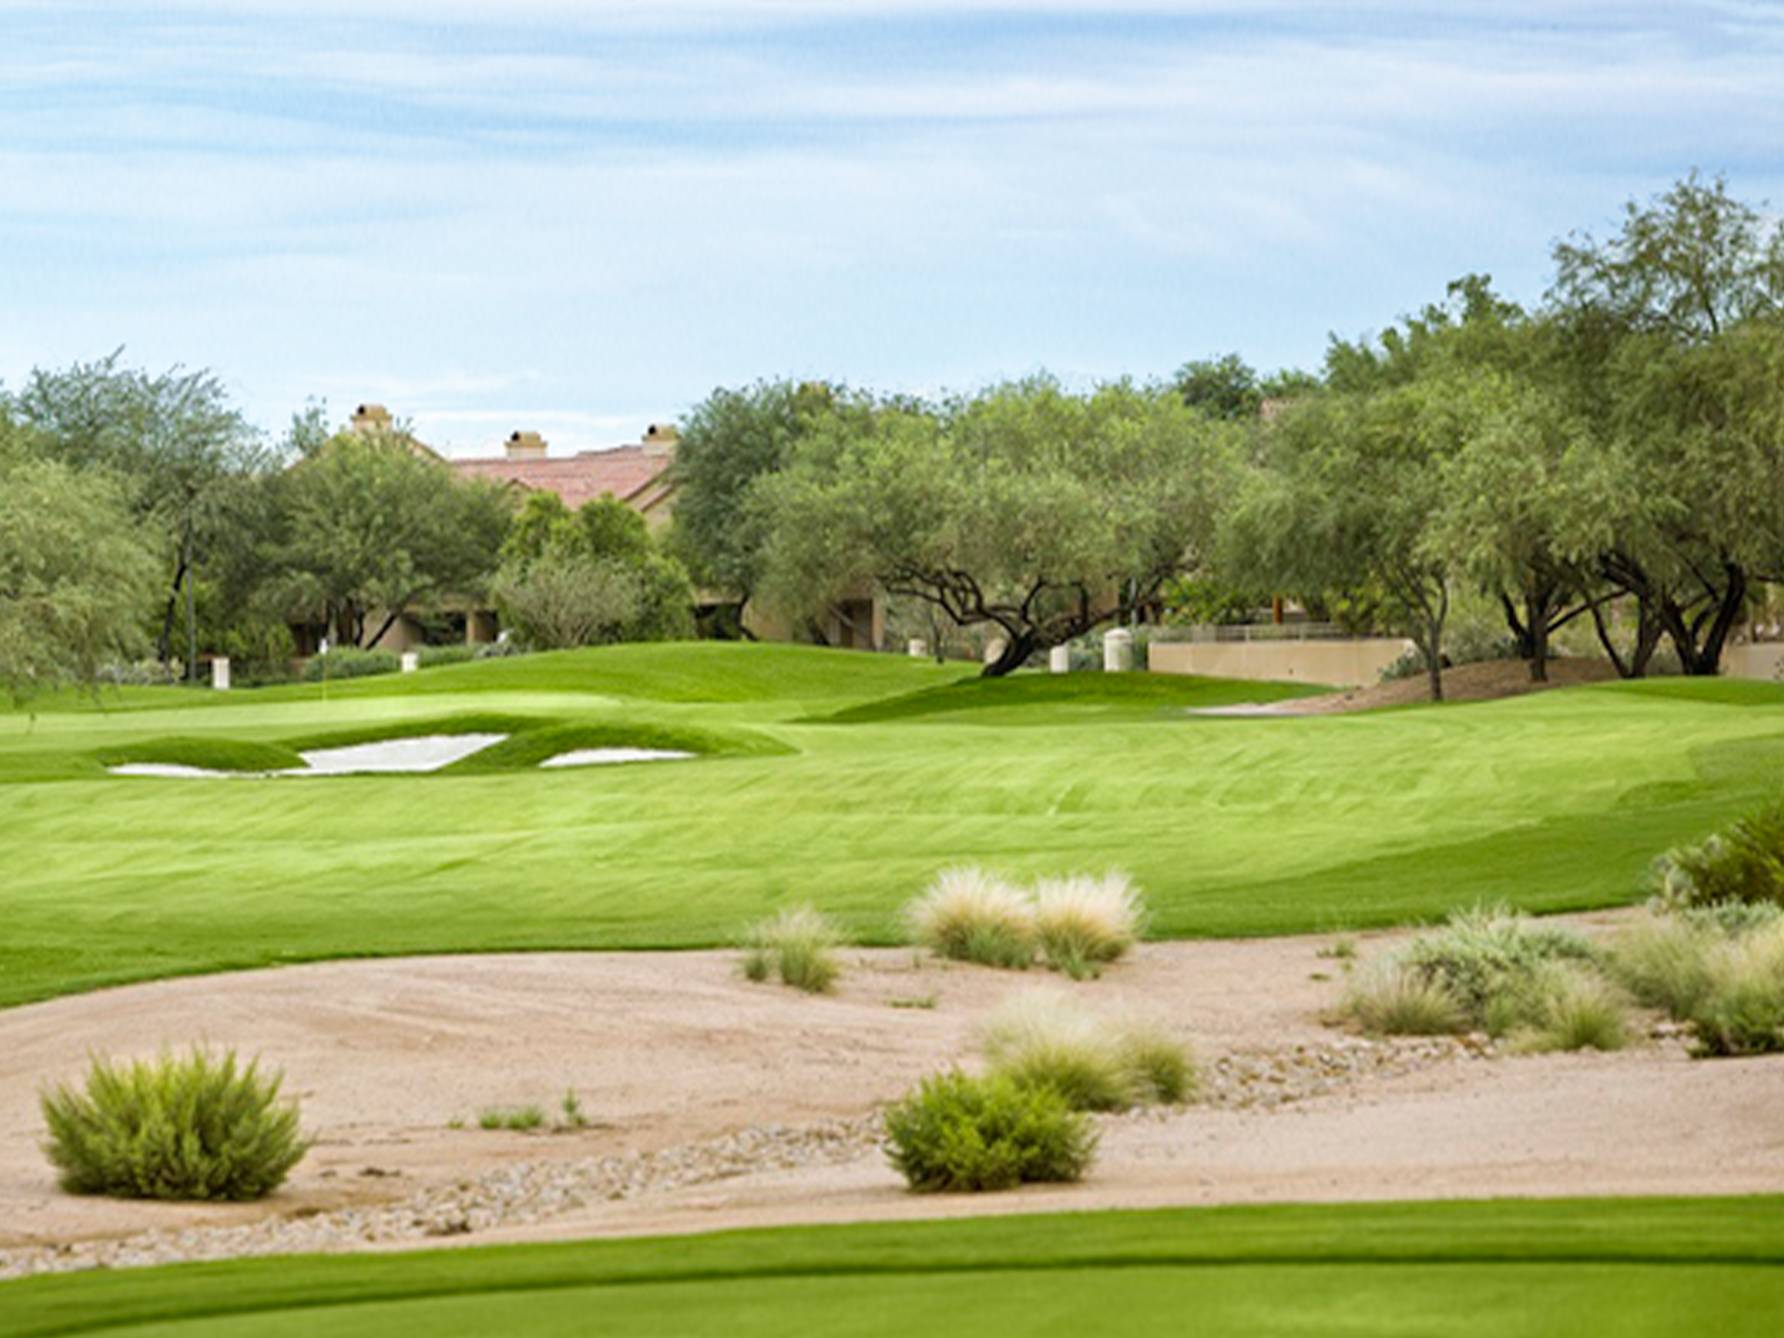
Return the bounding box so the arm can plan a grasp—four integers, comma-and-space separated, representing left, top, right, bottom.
401, 651, 420, 674
211, 656, 230, 691
1048, 645, 1071, 674
907, 638, 928, 658
1103, 628, 1134, 672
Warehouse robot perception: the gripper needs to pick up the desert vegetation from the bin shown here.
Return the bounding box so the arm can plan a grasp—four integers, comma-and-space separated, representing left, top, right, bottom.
39, 1048, 307, 1201
906, 867, 1145, 977
1339, 906, 1627, 1052
977, 991, 1193, 1110
1610, 904, 1784, 1056
883, 1070, 1097, 1193
741, 906, 843, 993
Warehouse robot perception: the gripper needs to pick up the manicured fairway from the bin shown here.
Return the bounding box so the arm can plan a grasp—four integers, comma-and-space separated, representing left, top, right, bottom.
3, 1197, 1780, 1336
4, 642, 1784, 1007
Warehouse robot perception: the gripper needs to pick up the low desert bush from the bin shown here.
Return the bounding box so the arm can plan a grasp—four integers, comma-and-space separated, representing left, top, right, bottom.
1610, 915, 1717, 1015
883, 1070, 1096, 1192
1653, 801, 1784, 910
977, 991, 1193, 1110
1031, 872, 1145, 979
906, 867, 1036, 969
302, 647, 399, 682
1400, 904, 1596, 1022
1340, 962, 1468, 1036
478, 1105, 546, 1131
40, 1048, 307, 1201
741, 905, 842, 993
1687, 919, 1784, 1057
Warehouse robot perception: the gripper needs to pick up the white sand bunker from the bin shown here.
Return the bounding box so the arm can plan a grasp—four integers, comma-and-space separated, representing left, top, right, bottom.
1188, 703, 1300, 718
110, 734, 507, 779
540, 747, 694, 768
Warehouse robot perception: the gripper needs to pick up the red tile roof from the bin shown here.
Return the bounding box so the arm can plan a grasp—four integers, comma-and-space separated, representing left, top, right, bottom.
451, 446, 675, 512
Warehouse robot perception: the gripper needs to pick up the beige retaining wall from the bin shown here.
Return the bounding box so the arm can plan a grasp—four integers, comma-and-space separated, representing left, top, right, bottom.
1148, 636, 1414, 688
1722, 642, 1784, 681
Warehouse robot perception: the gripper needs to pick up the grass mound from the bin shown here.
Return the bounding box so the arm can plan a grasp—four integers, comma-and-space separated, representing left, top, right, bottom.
883, 1070, 1096, 1192
40, 1047, 307, 1201
455, 719, 790, 772
741, 906, 843, 993
96, 736, 304, 773
814, 670, 1324, 725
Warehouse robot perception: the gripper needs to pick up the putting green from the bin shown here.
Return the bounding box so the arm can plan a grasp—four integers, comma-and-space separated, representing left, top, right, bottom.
3, 1198, 1780, 1336
3, 642, 1784, 1007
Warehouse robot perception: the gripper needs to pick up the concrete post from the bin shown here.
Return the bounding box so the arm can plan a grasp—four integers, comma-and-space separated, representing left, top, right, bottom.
1048, 645, 1071, 674
1103, 628, 1134, 672
401, 651, 420, 674
210, 656, 230, 691
907, 638, 928, 658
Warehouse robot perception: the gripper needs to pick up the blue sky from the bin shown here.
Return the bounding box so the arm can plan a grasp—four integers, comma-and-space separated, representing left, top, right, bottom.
3, 1, 1782, 456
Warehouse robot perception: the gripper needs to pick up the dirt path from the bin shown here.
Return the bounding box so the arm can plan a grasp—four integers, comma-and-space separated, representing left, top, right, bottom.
2, 913, 1779, 1275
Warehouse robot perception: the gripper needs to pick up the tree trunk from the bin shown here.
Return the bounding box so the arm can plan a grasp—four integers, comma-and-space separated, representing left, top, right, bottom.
981, 629, 1037, 678
1659, 564, 1747, 676
182, 531, 197, 684
1424, 636, 1444, 702
156, 557, 186, 666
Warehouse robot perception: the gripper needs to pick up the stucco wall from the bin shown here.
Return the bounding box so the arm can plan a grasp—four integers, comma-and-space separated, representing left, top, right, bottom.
1148, 636, 1414, 688
1722, 642, 1784, 681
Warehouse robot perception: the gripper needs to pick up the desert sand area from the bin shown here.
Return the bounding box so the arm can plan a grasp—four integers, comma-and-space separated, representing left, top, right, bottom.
3, 909, 1781, 1278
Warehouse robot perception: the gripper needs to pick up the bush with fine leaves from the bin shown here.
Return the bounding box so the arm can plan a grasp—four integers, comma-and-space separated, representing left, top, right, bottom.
1654, 801, 1784, 910
41, 1048, 309, 1201
884, 1070, 1096, 1193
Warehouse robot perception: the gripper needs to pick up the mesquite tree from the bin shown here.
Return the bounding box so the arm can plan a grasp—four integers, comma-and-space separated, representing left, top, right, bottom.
752, 378, 1240, 676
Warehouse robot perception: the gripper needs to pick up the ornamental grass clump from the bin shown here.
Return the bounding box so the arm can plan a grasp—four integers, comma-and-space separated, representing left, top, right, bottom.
1339, 961, 1468, 1037
1685, 916, 1784, 1057
741, 905, 842, 993
976, 991, 1194, 1111
1031, 872, 1146, 979
1608, 907, 1784, 1057
905, 867, 1036, 969
884, 1070, 1096, 1193
40, 1048, 307, 1201
1510, 963, 1629, 1054
1399, 904, 1596, 1025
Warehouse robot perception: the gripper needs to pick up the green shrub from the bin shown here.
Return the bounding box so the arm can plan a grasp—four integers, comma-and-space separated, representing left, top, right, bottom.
40, 1048, 307, 1201
906, 867, 1035, 969
478, 1105, 546, 1131
302, 647, 399, 682
883, 1071, 1096, 1193
417, 644, 479, 668
977, 991, 1192, 1110
1340, 962, 1468, 1036
1654, 801, 1784, 909
1610, 916, 1716, 1015
1400, 904, 1595, 1021
1032, 872, 1146, 979
741, 906, 842, 994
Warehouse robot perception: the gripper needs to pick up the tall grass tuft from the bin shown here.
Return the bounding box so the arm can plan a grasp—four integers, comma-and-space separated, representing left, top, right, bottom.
40, 1048, 308, 1201
884, 1070, 1096, 1193
1339, 962, 1468, 1036
905, 867, 1036, 969
1610, 915, 1717, 1015
1031, 872, 1146, 979
1688, 918, 1784, 1056
977, 990, 1193, 1110
741, 905, 842, 994
1513, 964, 1629, 1053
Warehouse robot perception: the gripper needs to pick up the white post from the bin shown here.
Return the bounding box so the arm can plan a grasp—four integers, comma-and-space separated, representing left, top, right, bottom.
983, 637, 1006, 667
1103, 628, 1134, 673
210, 656, 230, 691
907, 638, 928, 659
401, 651, 420, 674
1048, 645, 1071, 674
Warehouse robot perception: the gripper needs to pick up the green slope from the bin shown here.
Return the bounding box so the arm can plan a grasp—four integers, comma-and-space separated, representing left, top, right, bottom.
2, 644, 1783, 1006
4, 1198, 1780, 1337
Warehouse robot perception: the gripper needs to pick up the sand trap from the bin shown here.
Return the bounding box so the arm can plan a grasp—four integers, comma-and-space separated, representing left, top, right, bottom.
540, 747, 694, 768
3, 908, 1779, 1272
109, 734, 507, 779
1187, 702, 1300, 717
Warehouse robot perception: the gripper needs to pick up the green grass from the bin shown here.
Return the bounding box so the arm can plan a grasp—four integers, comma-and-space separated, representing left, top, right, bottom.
812, 669, 1326, 724
5, 643, 1784, 1007
1, 1197, 1779, 1336
95, 737, 305, 774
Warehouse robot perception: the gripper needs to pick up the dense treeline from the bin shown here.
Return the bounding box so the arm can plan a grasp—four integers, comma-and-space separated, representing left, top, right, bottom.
5, 173, 1782, 700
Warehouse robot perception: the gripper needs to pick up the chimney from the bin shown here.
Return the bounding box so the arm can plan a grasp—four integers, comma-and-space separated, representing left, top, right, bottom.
642, 422, 679, 457
351, 403, 392, 434
506, 430, 548, 461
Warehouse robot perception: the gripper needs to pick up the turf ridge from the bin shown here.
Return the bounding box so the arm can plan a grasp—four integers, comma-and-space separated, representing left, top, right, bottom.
2, 1197, 1780, 1336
